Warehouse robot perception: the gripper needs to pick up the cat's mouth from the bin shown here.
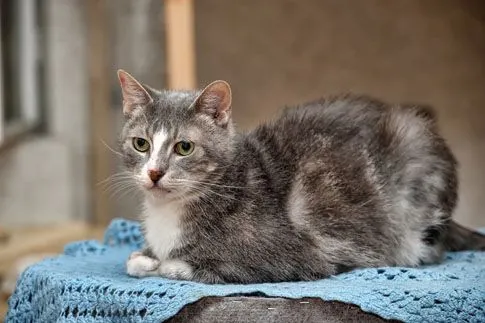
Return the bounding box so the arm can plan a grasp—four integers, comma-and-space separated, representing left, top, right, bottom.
147, 185, 171, 194
144, 186, 175, 201
140, 180, 173, 197
140, 179, 191, 201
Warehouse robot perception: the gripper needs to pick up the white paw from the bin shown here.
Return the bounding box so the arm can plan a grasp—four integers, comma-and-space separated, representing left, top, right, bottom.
128, 251, 143, 260
126, 252, 160, 277
158, 259, 193, 280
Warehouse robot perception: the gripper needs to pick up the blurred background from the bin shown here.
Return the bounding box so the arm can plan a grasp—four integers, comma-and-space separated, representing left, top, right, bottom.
0, 0, 485, 317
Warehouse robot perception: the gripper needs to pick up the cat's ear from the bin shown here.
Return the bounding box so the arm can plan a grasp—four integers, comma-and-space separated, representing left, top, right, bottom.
194, 80, 232, 127
117, 69, 154, 115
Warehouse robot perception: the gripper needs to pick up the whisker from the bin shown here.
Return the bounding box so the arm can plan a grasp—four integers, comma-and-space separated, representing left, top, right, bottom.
102, 177, 136, 194
113, 186, 141, 202
99, 178, 135, 191
172, 179, 247, 190
97, 171, 132, 186
99, 138, 123, 157
109, 183, 139, 201
107, 183, 133, 196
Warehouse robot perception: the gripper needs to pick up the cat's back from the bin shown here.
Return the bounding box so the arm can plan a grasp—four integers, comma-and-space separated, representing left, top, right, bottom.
252, 93, 439, 161
250, 94, 393, 161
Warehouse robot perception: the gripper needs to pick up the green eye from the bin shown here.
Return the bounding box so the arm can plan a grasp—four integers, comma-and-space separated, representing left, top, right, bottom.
133, 137, 150, 152
174, 141, 194, 156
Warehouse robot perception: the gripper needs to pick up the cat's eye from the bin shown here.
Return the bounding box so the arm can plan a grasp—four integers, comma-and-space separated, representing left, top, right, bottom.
174, 141, 194, 156
133, 137, 150, 152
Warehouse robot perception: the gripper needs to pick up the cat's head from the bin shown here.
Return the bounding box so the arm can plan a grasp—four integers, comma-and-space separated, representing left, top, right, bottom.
117, 70, 235, 203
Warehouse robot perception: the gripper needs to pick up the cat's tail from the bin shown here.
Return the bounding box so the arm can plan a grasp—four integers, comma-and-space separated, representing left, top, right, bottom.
445, 221, 485, 251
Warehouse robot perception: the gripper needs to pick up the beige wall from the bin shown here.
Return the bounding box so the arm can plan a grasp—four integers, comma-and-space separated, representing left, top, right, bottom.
195, 0, 485, 227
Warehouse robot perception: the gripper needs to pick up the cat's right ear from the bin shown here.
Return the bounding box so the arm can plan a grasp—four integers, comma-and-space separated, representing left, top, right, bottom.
117, 69, 154, 116
194, 80, 232, 127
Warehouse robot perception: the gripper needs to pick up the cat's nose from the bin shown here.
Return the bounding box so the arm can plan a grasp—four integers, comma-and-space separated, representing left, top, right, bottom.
148, 169, 164, 184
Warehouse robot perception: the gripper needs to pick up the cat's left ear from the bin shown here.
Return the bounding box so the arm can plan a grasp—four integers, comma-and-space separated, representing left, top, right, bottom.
117, 69, 154, 116
194, 80, 232, 127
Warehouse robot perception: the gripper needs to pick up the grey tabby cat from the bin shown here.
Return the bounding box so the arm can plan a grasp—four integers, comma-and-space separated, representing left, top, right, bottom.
117, 69, 485, 284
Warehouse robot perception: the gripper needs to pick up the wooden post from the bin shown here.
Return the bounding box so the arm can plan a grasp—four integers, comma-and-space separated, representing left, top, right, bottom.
87, 0, 112, 225
164, 0, 196, 89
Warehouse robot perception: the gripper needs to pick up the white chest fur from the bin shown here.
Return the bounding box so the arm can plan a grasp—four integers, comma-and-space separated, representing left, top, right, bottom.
143, 201, 184, 261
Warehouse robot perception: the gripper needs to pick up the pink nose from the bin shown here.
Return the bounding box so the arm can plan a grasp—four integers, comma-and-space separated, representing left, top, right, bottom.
148, 169, 164, 183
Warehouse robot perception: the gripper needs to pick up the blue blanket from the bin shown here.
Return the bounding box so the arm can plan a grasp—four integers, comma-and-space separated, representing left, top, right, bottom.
6, 219, 485, 323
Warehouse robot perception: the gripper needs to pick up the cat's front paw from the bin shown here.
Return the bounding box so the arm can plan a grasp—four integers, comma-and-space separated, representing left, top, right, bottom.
158, 259, 193, 280
126, 251, 160, 277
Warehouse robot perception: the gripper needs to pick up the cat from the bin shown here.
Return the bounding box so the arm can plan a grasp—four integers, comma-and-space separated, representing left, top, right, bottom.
117, 69, 485, 284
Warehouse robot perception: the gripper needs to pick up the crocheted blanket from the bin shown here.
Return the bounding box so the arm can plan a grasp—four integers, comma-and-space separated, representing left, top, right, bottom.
6, 219, 485, 323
